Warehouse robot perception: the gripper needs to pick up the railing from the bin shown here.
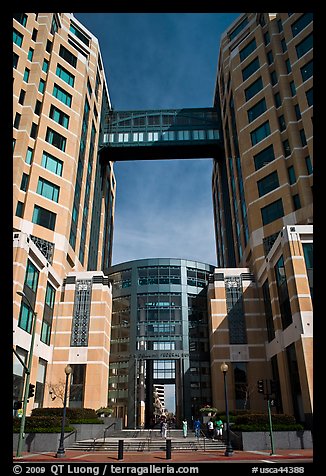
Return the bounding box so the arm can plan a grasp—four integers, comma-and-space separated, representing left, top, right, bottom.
63, 428, 77, 442
103, 422, 116, 443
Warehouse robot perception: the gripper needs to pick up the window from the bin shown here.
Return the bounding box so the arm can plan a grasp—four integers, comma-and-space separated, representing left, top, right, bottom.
296, 33, 313, 59
267, 50, 273, 65
291, 13, 313, 37
18, 302, 34, 333
41, 283, 55, 345
49, 105, 69, 128
32, 205, 56, 231
247, 98, 267, 123
45, 127, 67, 151
39, 79, 45, 94
20, 173, 29, 191
34, 100, 42, 116
23, 68, 30, 82
56, 64, 75, 87
257, 171, 279, 197
46, 40, 52, 53
261, 198, 284, 225
283, 139, 291, 157
70, 23, 90, 46
270, 70, 277, 86
25, 147, 33, 165
242, 57, 260, 81
277, 19, 283, 32
285, 58, 292, 74
300, 129, 307, 147
275, 255, 292, 329
14, 13, 28, 26
18, 89, 26, 105
59, 45, 77, 68
30, 122, 38, 139
244, 77, 263, 101
25, 259, 39, 292
239, 38, 256, 61
281, 38, 287, 52
28, 48, 34, 61
16, 201, 24, 217
229, 16, 248, 41
32, 28, 38, 41
42, 59, 49, 73
41, 151, 63, 176
254, 144, 275, 170
13, 28, 23, 47
294, 104, 301, 120
287, 165, 296, 184
250, 121, 271, 146
293, 194, 301, 210
13, 52, 19, 69
264, 31, 270, 45
274, 92, 281, 108
14, 113, 21, 129
306, 88, 313, 107
37, 177, 60, 202
301, 59, 313, 82
290, 80, 296, 97
305, 156, 313, 174
53, 84, 72, 107
278, 115, 286, 132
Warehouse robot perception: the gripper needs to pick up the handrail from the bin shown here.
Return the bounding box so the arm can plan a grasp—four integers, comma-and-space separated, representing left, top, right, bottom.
63, 428, 77, 441
103, 422, 116, 443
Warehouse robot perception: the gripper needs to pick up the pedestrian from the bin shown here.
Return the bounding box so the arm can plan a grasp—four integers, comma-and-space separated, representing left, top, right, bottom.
214, 416, 223, 440
207, 418, 214, 439
161, 420, 168, 438
182, 418, 188, 438
194, 418, 201, 438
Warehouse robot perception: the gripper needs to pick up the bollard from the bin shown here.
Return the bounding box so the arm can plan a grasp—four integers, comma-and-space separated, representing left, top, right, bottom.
166, 438, 171, 460
118, 439, 124, 460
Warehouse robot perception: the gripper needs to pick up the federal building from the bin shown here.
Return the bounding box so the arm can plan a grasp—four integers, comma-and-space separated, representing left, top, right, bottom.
13, 13, 313, 429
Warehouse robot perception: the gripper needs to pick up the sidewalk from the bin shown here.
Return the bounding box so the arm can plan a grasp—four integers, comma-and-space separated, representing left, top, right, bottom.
13, 447, 313, 463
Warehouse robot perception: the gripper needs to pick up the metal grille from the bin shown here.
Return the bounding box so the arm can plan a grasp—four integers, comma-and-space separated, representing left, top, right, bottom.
70, 279, 92, 347
30, 235, 55, 264
225, 276, 247, 344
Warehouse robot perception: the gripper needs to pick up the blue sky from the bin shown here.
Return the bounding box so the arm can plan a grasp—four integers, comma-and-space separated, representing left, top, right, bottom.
74, 13, 241, 267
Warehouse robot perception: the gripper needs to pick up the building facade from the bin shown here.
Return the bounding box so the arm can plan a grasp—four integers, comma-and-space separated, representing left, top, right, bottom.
212, 13, 313, 426
13, 12, 313, 429
13, 13, 115, 413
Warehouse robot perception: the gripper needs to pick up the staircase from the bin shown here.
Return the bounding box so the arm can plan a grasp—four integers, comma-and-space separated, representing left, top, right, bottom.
66, 429, 227, 452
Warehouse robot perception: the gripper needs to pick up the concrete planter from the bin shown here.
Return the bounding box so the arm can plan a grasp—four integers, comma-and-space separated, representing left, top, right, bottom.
230, 430, 313, 451
13, 418, 122, 453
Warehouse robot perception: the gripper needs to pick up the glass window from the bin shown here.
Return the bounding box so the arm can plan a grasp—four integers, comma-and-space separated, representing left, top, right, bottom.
42, 59, 49, 73
45, 127, 67, 151
291, 13, 313, 37
39, 79, 45, 94
254, 144, 275, 170
287, 165, 296, 185
14, 113, 21, 129
37, 177, 60, 202
32, 205, 56, 231
30, 122, 38, 139
274, 92, 281, 108
59, 45, 77, 68
278, 115, 286, 131
25, 259, 39, 292
300, 59, 313, 82
264, 31, 270, 45
293, 194, 301, 210
18, 302, 34, 333
250, 121, 271, 146
229, 16, 248, 41
285, 58, 292, 74
13, 52, 19, 69
53, 84, 72, 107
45, 283, 55, 308
23, 68, 30, 82
244, 77, 263, 101
270, 70, 277, 86
305, 156, 313, 174
242, 57, 260, 81
56, 64, 75, 87
294, 104, 301, 120
277, 19, 283, 32
41, 151, 63, 176
296, 33, 313, 59
70, 23, 90, 46
20, 173, 29, 191
13, 28, 23, 47
283, 139, 291, 157
28, 48, 34, 61
25, 147, 33, 164
16, 201, 24, 217
49, 104, 69, 128
261, 198, 284, 225
281, 38, 287, 52
257, 171, 279, 197
34, 100, 42, 116
306, 88, 313, 107
267, 50, 273, 65
247, 98, 267, 123
14, 13, 28, 26
239, 38, 256, 62
300, 129, 307, 146
32, 28, 38, 41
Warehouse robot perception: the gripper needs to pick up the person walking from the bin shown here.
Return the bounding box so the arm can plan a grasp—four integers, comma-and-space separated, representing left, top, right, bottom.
194, 418, 201, 438
207, 418, 214, 439
182, 418, 188, 438
214, 417, 223, 440
161, 420, 168, 438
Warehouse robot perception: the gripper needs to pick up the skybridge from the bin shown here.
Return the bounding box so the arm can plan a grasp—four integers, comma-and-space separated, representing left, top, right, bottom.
99, 107, 224, 161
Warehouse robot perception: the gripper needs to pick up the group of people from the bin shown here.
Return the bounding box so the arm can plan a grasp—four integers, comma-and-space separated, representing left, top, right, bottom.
160, 416, 223, 439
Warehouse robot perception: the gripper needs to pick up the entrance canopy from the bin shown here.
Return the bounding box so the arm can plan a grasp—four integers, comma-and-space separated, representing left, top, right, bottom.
99, 107, 224, 161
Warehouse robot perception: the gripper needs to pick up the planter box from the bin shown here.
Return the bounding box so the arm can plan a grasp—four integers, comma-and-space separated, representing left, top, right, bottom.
13, 418, 122, 453
231, 430, 313, 451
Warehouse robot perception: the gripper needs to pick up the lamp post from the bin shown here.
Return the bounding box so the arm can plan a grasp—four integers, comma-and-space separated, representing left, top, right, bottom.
56, 364, 72, 458
220, 362, 233, 457
15, 291, 37, 457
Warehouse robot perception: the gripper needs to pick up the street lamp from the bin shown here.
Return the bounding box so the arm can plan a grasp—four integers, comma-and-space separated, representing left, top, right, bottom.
15, 291, 37, 457
220, 362, 233, 457
56, 364, 73, 458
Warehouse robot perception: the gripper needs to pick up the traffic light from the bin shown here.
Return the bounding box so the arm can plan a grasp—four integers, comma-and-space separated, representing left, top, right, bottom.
28, 383, 36, 398
257, 379, 265, 394
14, 401, 22, 410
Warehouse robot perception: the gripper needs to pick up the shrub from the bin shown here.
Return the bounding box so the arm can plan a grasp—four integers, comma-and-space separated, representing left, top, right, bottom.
13, 416, 74, 433
31, 407, 99, 422
96, 407, 114, 417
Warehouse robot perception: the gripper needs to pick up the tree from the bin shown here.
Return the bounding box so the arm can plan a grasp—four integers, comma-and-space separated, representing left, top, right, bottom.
46, 380, 68, 406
